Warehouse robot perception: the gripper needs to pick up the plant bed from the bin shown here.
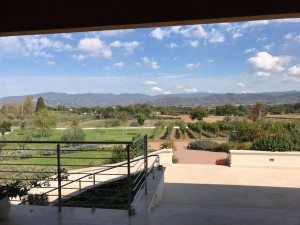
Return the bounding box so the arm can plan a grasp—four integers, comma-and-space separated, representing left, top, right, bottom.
60, 173, 144, 210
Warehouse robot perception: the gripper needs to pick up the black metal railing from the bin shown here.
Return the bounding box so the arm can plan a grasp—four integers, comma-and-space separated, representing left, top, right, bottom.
0, 134, 159, 215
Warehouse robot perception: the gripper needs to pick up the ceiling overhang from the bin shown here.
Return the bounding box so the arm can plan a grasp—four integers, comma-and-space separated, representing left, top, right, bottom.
1, 0, 300, 36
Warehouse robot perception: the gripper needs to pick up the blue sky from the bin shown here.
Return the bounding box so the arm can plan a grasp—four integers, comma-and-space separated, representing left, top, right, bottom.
1, 18, 300, 98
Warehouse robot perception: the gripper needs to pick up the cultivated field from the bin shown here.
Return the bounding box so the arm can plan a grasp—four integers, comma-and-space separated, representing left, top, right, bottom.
265, 114, 300, 120
157, 114, 225, 123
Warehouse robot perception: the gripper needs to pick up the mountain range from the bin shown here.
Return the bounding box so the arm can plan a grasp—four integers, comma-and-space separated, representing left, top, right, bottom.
0, 91, 299, 107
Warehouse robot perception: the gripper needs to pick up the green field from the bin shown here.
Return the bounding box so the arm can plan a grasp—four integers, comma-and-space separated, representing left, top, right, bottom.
8, 150, 113, 170
6, 128, 154, 143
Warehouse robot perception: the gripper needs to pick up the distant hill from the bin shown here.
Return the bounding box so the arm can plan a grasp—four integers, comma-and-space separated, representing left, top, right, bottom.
0, 91, 299, 107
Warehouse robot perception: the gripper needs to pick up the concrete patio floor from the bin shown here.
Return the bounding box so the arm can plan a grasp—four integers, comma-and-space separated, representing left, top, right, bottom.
1, 164, 300, 225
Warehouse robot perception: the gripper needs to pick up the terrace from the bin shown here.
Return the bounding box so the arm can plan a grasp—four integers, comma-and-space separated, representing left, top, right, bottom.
1, 1, 300, 224
2, 158, 300, 225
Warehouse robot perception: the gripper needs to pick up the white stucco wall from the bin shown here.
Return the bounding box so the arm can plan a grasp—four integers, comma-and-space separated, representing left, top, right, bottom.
229, 150, 300, 168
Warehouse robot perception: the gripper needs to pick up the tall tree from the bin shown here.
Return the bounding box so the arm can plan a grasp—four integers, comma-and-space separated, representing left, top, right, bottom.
1, 102, 21, 116
36, 97, 46, 112
247, 102, 263, 122
137, 113, 147, 126
118, 111, 129, 139
0, 120, 12, 138
22, 96, 35, 115
31, 109, 57, 137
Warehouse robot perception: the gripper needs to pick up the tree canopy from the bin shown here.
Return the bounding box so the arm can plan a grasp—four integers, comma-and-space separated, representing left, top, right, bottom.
36, 97, 46, 112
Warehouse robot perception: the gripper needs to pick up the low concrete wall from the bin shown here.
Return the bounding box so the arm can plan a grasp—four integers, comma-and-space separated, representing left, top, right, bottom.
229, 150, 300, 168
149, 149, 173, 165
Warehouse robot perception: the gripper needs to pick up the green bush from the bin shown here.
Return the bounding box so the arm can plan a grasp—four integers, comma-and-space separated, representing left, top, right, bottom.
251, 132, 300, 151
187, 122, 202, 134
130, 121, 140, 127
234, 120, 261, 142
160, 138, 176, 151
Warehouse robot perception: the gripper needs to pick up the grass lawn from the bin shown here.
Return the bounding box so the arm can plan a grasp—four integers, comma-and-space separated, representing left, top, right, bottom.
2, 128, 152, 170
4, 128, 154, 146
8, 150, 113, 170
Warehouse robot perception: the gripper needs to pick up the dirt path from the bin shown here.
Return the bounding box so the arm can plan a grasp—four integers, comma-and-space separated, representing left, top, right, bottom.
148, 141, 227, 164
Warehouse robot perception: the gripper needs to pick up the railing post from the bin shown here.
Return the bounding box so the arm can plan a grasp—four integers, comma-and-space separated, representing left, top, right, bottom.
93, 174, 95, 186
126, 144, 132, 215
56, 143, 62, 212
144, 135, 148, 195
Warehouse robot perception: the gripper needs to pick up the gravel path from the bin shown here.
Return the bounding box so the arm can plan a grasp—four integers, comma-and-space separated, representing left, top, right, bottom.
148, 141, 227, 164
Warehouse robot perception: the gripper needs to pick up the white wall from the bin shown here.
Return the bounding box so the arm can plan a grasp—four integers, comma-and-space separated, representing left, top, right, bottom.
229, 150, 300, 169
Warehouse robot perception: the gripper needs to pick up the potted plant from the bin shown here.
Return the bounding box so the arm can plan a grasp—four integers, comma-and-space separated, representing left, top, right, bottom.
0, 181, 35, 220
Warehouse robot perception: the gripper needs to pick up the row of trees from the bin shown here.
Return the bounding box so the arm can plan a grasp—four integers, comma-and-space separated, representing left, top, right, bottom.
1, 96, 46, 118
2, 96, 300, 121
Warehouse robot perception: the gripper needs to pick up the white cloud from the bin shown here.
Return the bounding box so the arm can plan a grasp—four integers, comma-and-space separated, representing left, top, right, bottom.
242, 89, 256, 93
113, 62, 124, 68
237, 83, 245, 87
141, 56, 160, 69
110, 41, 140, 54
78, 38, 112, 58
209, 29, 225, 43
143, 80, 157, 85
150, 28, 170, 40
149, 86, 164, 93
207, 59, 214, 63
186, 63, 200, 69
244, 48, 256, 54
242, 20, 269, 29
150, 25, 208, 41
263, 43, 274, 50
284, 33, 294, 40
272, 18, 300, 23
47, 61, 56, 65
288, 65, 300, 76
232, 32, 243, 39
72, 54, 85, 61
180, 25, 208, 39
190, 40, 199, 48
141, 56, 150, 63
284, 33, 300, 42
257, 37, 268, 42
92, 29, 133, 37
59, 33, 73, 40
183, 88, 198, 93
283, 74, 300, 83
151, 61, 160, 69
0, 36, 72, 59
135, 62, 141, 67
248, 51, 293, 72
255, 71, 271, 77
166, 42, 178, 48
163, 91, 172, 94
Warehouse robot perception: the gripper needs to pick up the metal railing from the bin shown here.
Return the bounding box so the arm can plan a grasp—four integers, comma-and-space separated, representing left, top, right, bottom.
0, 134, 159, 215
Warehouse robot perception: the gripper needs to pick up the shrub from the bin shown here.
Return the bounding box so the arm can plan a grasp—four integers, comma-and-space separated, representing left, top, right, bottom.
172, 155, 179, 164
152, 123, 165, 138
251, 132, 300, 151
61, 126, 86, 143
22, 193, 49, 205
188, 140, 219, 150
234, 120, 262, 142
200, 122, 220, 135
130, 121, 140, 127
160, 138, 176, 151
187, 122, 202, 134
